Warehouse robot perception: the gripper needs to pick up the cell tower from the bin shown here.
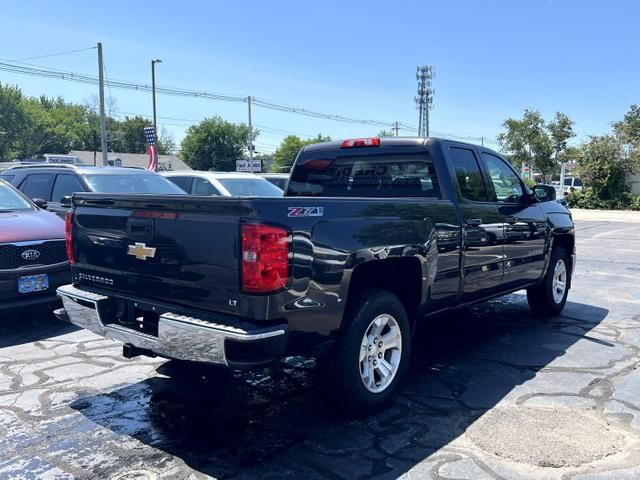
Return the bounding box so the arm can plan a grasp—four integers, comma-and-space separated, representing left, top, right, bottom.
415, 66, 435, 137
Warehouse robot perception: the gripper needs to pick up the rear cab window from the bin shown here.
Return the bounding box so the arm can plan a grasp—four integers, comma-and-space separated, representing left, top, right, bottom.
288, 152, 441, 198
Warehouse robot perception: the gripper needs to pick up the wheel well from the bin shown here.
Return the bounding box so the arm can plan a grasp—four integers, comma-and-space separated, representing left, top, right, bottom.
553, 234, 574, 261
345, 258, 422, 328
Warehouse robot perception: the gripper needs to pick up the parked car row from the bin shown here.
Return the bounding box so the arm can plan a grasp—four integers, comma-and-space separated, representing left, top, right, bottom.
0, 164, 288, 314
162, 171, 284, 197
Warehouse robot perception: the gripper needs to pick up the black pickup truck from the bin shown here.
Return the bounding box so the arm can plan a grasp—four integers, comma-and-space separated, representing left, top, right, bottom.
55, 137, 575, 413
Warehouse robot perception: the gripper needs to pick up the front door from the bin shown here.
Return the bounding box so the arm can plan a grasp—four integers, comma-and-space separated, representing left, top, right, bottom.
479, 152, 547, 288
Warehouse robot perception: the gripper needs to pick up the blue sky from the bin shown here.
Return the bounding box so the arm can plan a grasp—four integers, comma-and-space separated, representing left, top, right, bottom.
1, 0, 638, 154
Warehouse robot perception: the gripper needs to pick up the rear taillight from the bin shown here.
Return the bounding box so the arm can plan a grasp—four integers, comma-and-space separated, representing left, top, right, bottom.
65, 211, 75, 265
341, 137, 380, 148
241, 224, 290, 293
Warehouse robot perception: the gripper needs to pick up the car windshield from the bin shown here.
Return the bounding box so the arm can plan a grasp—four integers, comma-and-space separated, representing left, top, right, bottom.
0, 180, 34, 211
218, 178, 283, 196
84, 174, 187, 194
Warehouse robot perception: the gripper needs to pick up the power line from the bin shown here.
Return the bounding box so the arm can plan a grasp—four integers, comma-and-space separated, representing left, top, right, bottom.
0, 60, 497, 147
9, 46, 97, 62
0, 61, 401, 128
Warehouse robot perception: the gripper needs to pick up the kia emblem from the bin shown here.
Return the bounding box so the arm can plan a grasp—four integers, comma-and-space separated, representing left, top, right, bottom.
21, 249, 41, 260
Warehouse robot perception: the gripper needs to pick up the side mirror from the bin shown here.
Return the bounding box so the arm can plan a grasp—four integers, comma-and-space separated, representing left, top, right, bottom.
32, 198, 48, 209
60, 196, 73, 208
533, 185, 556, 202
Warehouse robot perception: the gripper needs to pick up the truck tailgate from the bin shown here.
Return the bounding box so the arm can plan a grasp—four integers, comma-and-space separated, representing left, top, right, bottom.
71, 194, 242, 315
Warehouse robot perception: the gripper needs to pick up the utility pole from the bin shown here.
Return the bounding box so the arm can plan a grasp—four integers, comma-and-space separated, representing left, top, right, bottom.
97, 42, 108, 166
394, 121, 399, 136
151, 59, 162, 139
247, 96, 254, 173
92, 130, 97, 166
415, 65, 435, 137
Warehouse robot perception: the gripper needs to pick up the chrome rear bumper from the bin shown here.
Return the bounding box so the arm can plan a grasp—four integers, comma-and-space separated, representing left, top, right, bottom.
55, 284, 287, 367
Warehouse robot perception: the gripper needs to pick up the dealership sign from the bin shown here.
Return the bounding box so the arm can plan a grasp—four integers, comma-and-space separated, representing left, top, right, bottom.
236, 159, 262, 172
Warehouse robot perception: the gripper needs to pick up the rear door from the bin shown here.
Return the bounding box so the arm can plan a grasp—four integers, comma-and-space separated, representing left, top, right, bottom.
448, 146, 505, 301
479, 152, 547, 287
18, 173, 54, 202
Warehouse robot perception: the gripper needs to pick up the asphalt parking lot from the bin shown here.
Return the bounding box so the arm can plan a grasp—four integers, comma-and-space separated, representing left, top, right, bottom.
1, 219, 639, 480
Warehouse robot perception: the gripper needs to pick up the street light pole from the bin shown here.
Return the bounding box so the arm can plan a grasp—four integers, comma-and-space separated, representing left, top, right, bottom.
151, 59, 162, 138
247, 95, 253, 173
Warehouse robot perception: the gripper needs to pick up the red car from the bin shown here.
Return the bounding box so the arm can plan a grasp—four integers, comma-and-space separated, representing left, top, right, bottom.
0, 179, 70, 313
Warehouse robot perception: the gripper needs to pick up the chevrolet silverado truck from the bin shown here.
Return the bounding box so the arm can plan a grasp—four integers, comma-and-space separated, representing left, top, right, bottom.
55, 137, 575, 413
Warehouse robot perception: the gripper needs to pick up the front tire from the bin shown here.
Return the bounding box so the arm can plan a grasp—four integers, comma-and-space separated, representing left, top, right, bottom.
322, 288, 411, 415
527, 247, 571, 316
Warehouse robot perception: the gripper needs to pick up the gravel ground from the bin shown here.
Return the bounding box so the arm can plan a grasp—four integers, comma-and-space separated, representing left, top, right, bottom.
0, 220, 639, 479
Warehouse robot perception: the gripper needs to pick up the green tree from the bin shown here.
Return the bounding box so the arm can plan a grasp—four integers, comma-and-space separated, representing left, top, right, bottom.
547, 112, 575, 165
613, 104, 640, 165
179, 116, 254, 171
377, 129, 395, 137
498, 109, 553, 176
576, 135, 634, 200
17, 96, 91, 158
0, 83, 31, 160
111, 115, 150, 153
271, 134, 331, 172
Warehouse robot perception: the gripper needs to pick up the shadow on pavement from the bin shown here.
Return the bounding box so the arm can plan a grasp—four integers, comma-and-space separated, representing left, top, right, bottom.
70, 294, 609, 479
0, 308, 78, 348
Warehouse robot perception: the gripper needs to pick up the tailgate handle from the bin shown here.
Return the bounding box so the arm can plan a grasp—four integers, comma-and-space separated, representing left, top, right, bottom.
127, 218, 154, 239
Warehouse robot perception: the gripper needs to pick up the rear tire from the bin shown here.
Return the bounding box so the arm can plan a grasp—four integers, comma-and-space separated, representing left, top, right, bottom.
321, 288, 411, 416
527, 247, 571, 316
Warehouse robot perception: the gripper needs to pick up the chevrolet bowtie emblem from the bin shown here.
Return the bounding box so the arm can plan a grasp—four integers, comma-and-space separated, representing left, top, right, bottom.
127, 242, 156, 260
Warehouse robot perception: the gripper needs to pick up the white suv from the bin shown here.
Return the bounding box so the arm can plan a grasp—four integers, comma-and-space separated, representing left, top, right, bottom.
162, 171, 283, 197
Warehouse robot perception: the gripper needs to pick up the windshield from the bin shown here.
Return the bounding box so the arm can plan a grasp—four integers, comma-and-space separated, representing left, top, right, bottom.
218, 178, 283, 196
0, 180, 34, 211
84, 174, 187, 194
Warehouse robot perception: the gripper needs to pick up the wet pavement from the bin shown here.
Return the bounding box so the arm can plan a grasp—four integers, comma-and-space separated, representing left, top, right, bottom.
0, 220, 639, 479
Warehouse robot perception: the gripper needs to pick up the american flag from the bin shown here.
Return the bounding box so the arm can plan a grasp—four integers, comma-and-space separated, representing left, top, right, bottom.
144, 127, 158, 171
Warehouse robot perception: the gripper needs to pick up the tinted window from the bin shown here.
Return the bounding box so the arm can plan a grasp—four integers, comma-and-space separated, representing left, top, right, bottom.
482, 153, 524, 203
166, 176, 192, 192
218, 178, 283, 197
1, 174, 15, 183
564, 178, 572, 186
449, 148, 488, 202
84, 174, 186, 194
0, 180, 33, 211
52, 174, 85, 202
191, 178, 221, 196
20, 173, 53, 200
573, 178, 582, 187
288, 155, 440, 198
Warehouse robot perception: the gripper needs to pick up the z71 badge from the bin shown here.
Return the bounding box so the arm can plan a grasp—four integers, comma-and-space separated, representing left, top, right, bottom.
288, 206, 324, 217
